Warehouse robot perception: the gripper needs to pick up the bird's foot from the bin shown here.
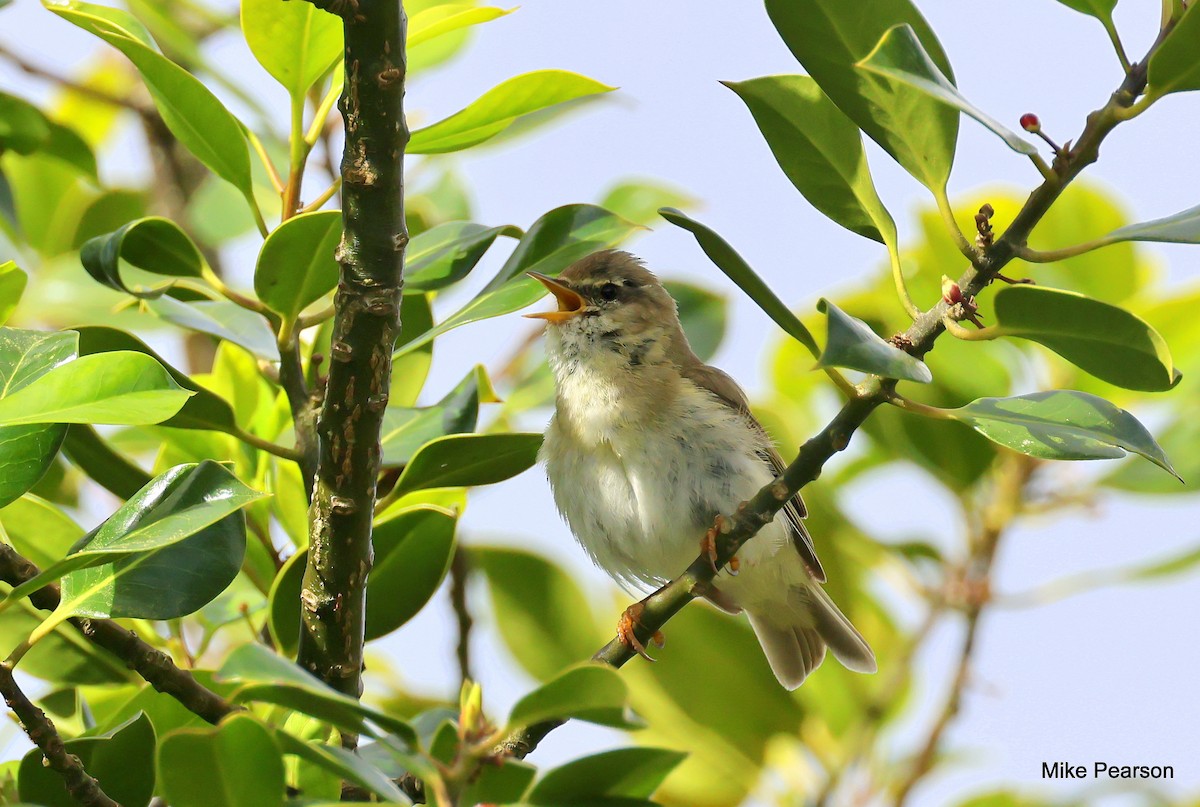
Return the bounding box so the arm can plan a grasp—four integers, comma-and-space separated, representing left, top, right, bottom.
617, 601, 664, 662
700, 515, 738, 576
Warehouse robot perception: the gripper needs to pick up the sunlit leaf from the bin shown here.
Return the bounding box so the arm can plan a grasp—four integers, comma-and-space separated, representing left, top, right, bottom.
78, 216, 205, 299
408, 4, 514, 49
527, 747, 687, 805
275, 731, 406, 803
660, 208, 819, 356
366, 506, 457, 641
765, 0, 958, 189
0, 262, 26, 326
241, 0, 341, 99
724, 75, 897, 241
935, 391, 1178, 477
599, 179, 698, 228
1147, 4, 1200, 97
380, 365, 497, 465
409, 70, 615, 153
147, 297, 280, 361
404, 221, 522, 293
0, 351, 192, 426
254, 210, 341, 323
158, 713, 285, 807
856, 24, 1038, 156
816, 298, 931, 381
393, 433, 542, 497
990, 285, 1179, 391
508, 663, 640, 730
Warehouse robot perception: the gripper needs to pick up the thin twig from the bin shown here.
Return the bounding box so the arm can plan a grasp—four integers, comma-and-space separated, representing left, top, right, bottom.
449, 549, 473, 687
0, 544, 239, 726
0, 663, 118, 807
0, 42, 154, 116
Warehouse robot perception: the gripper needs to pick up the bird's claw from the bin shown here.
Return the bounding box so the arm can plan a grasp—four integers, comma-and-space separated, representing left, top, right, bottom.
617, 602, 664, 662
700, 515, 738, 575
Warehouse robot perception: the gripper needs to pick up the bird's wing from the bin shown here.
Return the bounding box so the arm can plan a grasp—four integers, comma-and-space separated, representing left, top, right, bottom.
681, 363, 827, 583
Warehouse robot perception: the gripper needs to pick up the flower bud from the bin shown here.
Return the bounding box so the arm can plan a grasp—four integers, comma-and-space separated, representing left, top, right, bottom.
1020, 113, 1041, 133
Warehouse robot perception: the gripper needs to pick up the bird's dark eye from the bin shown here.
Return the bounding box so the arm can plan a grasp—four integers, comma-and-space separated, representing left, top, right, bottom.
599, 283, 619, 301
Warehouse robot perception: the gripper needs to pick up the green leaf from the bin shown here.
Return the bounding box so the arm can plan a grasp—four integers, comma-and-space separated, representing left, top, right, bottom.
275, 732, 406, 803
391, 292, 434, 406
393, 432, 542, 497
990, 285, 1179, 392
3, 462, 260, 609
241, 0, 341, 99
1053, 0, 1118, 21
0, 91, 50, 154
158, 713, 285, 807
659, 208, 819, 357
508, 663, 639, 730
0, 262, 25, 326
663, 281, 727, 363
764, 0, 958, 189
50, 1, 255, 197
20, 713, 155, 807
460, 758, 536, 805
380, 365, 497, 465
408, 4, 514, 48
397, 204, 639, 354
405, 221, 522, 292
0, 596, 133, 685
74, 326, 239, 432
366, 505, 458, 641
409, 70, 615, 153
147, 296, 280, 361
217, 644, 416, 745
0, 329, 76, 509
723, 76, 897, 242
1148, 4, 1200, 97
938, 391, 1178, 477
0, 495, 81, 570
856, 24, 1038, 156
61, 424, 151, 500
527, 748, 688, 805
1103, 203, 1200, 245
254, 210, 341, 323
0, 351, 193, 426
816, 299, 931, 382
38, 119, 99, 180
80, 216, 206, 298
599, 179, 698, 228
472, 546, 605, 681
1103, 413, 1199, 494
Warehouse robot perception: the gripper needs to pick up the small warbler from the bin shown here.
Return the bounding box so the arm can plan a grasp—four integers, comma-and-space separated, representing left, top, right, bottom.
526, 250, 876, 689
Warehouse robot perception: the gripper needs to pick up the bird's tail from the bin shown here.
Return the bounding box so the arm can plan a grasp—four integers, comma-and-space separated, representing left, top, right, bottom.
747, 586, 876, 690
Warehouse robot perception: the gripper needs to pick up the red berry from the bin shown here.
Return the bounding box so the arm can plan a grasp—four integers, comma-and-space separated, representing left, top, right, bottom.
1020, 113, 1041, 133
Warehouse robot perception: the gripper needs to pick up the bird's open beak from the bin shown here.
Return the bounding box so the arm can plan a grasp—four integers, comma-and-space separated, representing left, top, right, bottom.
524, 272, 586, 322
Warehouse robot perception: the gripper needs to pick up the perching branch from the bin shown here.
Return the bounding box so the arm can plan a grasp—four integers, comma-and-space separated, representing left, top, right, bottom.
0, 544, 240, 726
295, 0, 410, 707
499, 34, 1161, 762
0, 663, 118, 807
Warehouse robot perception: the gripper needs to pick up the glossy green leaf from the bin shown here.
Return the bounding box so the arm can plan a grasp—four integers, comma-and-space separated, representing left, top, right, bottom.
508, 663, 639, 730
75, 326, 239, 432
408, 4, 514, 48
380, 365, 497, 465
147, 296, 280, 361
404, 221, 522, 292
0, 596, 133, 685
398, 204, 639, 354
660, 208, 820, 357
241, 0, 341, 99
366, 505, 458, 640
265, 550, 306, 654
939, 391, 1177, 477
0, 351, 192, 426
856, 24, 1037, 156
0, 494, 80, 570
392, 292, 434, 406
0, 329, 76, 509
1103, 203, 1200, 245
1103, 413, 1199, 494
0, 262, 25, 326
61, 424, 151, 500
816, 298, 931, 382
38, 118, 99, 180
275, 732, 406, 803
158, 713, 285, 807
254, 210, 341, 323
460, 758, 536, 805
663, 281, 727, 362
765, 0, 958, 189
217, 644, 417, 745
393, 432, 542, 497
72, 190, 146, 249
527, 748, 688, 805
724, 75, 897, 242
1148, 4, 1200, 97
50, 1, 255, 197
991, 285, 1179, 391
79, 216, 205, 298
1054, 0, 1118, 20
20, 713, 155, 807
472, 546, 605, 681
408, 70, 616, 153
4, 462, 260, 611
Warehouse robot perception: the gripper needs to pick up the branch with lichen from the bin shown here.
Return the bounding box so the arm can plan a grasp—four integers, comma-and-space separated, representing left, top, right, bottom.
497, 35, 1161, 763
0, 544, 239, 726
295, 0, 409, 708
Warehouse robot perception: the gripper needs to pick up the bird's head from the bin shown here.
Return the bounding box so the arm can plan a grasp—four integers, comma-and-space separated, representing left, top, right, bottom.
524, 251, 683, 364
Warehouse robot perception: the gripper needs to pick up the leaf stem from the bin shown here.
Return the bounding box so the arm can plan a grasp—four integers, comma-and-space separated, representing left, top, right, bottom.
934, 185, 976, 261
1102, 16, 1132, 75
884, 394, 954, 419
306, 73, 343, 146
248, 129, 286, 194
888, 239, 919, 320
201, 266, 270, 314
231, 426, 304, 461
301, 178, 342, 213
941, 317, 1000, 341
283, 92, 311, 221
1015, 238, 1114, 263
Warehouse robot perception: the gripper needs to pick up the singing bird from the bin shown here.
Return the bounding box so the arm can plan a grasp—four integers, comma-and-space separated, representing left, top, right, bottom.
526, 250, 876, 689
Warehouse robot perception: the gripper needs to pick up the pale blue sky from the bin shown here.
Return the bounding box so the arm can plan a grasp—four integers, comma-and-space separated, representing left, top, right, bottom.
2, 1, 1198, 805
